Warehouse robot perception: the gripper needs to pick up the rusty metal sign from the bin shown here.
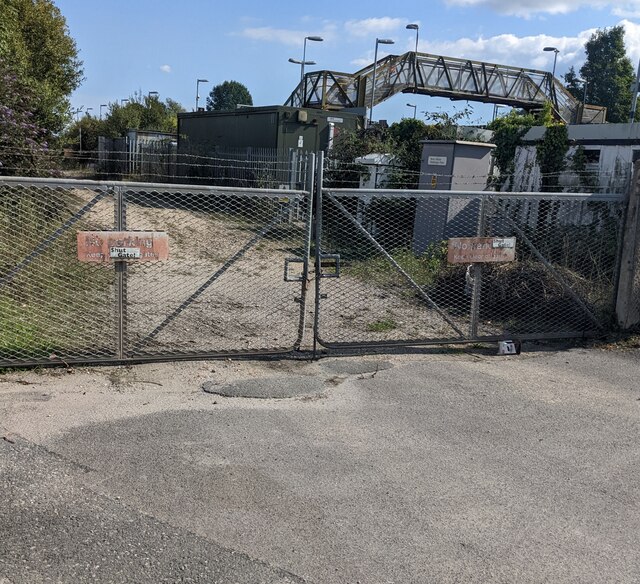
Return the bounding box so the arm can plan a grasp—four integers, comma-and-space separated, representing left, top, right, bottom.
77, 231, 169, 262
447, 237, 516, 264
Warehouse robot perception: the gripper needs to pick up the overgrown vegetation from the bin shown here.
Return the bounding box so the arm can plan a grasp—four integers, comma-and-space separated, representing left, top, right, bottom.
0, 187, 112, 357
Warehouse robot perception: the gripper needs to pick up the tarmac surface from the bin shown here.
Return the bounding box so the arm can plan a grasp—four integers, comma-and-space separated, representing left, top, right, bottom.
1, 343, 639, 583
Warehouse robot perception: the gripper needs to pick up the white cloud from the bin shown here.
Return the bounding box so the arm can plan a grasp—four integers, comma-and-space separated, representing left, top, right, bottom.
160, 64, 172, 73
239, 24, 337, 46
344, 17, 406, 38
417, 20, 640, 73
444, 0, 622, 17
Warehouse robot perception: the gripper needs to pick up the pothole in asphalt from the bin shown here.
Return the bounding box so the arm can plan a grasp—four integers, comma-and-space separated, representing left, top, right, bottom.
319, 359, 394, 376
202, 375, 327, 399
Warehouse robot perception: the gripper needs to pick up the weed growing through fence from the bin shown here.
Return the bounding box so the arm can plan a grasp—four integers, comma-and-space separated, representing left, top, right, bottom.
367, 319, 397, 332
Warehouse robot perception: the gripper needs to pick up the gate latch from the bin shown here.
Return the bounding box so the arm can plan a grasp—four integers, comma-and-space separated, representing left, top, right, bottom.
319, 254, 340, 278
284, 257, 306, 282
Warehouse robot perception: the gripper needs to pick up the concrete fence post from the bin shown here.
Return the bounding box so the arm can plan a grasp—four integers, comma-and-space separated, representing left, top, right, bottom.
616, 160, 640, 329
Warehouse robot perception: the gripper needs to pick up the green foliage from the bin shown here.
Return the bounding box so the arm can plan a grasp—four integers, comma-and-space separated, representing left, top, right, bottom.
366, 319, 397, 332
61, 93, 185, 149
0, 0, 83, 134
579, 25, 635, 123
349, 242, 448, 288
536, 114, 569, 192
206, 81, 253, 111
325, 125, 392, 188
487, 109, 537, 190
0, 60, 59, 176
327, 108, 474, 189
562, 66, 584, 102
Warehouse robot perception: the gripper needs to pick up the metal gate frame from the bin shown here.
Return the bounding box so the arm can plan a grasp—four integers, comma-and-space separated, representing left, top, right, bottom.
312, 151, 627, 351
0, 156, 315, 367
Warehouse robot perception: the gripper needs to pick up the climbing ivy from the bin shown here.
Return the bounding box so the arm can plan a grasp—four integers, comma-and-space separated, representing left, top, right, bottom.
489, 102, 569, 192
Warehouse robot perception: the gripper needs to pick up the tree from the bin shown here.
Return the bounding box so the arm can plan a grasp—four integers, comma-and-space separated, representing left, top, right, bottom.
206, 81, 253, 111
578, 26, 635, 123
0, 61, 58, 176
0, 0, 83, 135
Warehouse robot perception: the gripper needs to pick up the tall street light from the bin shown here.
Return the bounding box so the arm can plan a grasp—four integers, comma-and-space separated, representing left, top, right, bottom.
543, 46, 560, 78
121, 98, 129, 106
99, 104, 107, 119
195, 78, 209, 111
406, 103, 417, 119
148, 91, 159, 100
289, 57, 316, 75
299, 35, 323, 82
369, 38, 395, 125
406, 23, 419, 53
406, 23, 419, 88
576, 77, 588, 122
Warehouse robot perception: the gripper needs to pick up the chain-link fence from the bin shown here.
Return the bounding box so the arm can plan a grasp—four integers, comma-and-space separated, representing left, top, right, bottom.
0, 174, 313, 367
314, 181, 626, 348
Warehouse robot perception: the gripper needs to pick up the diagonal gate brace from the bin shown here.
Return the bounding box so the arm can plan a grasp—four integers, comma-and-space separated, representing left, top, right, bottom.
132, 207, 289, 353
327, 192, 466, 338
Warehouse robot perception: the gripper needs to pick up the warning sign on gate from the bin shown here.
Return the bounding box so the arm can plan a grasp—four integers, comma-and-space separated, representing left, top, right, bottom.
77, 231, 169, 262
447, 237, 516, 264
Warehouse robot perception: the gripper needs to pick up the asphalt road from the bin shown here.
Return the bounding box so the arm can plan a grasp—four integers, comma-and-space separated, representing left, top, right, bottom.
1, 344, 639, 583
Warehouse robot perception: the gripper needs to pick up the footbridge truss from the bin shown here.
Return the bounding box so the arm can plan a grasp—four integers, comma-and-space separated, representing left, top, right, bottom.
284, 51, 605, 124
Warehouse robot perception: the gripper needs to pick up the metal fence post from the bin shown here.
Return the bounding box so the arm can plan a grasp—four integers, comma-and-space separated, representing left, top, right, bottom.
293, 152, 316, 350
115, 186, 128, 359
313, 151, 324, 358
469, 194, 487, 339
616, 160, 640, 329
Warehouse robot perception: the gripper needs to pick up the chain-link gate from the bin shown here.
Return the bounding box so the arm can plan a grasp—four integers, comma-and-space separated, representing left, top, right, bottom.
0, 174, 313, 367
0, 152, 631, 367
314, 181, 626, 348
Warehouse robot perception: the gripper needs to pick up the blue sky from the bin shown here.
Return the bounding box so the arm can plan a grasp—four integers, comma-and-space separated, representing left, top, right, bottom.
57, 0, 640, 125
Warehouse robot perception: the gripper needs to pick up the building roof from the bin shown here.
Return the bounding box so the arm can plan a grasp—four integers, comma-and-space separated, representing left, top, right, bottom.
523, 122, 640, 145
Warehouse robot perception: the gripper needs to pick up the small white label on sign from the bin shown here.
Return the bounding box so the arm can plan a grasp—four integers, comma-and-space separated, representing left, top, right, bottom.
492, 237, 516, 249
110, 247, 141, 259
428, 156, 447, 166
297, 135, 304, 148
327, 116, 344, 123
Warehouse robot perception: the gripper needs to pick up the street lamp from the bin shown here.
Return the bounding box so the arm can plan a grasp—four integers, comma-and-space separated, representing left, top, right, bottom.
85, 107, 93, 117
99, 104, 107, 119
576, 77, 588, 123
369, 38, 395, 125
297, 35, 323, 82
543, 46, 560, 78
121, 98, 130, 106
195, 78, 208, 111
406, 103, 417, 119
289, 57, 316, 71
576, 77, 588, 103
148, 91, 159, 99
406, 23, 419, 53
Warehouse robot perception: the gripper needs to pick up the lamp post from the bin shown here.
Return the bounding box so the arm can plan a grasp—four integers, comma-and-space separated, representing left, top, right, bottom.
576, 77, 588, 123
406, 24, 419, 88
148, 91, 159, 99
289, 57, 316, 74
195, 78, 208, 111
299, 35, 323, 82
406, 103, 417, 119
369, 38, 395, 126
406, 23, 419, 53
543, 46, 560, 78
121, 98, 129, 106
99, 104, 107, 119
72, 108, 82, 154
